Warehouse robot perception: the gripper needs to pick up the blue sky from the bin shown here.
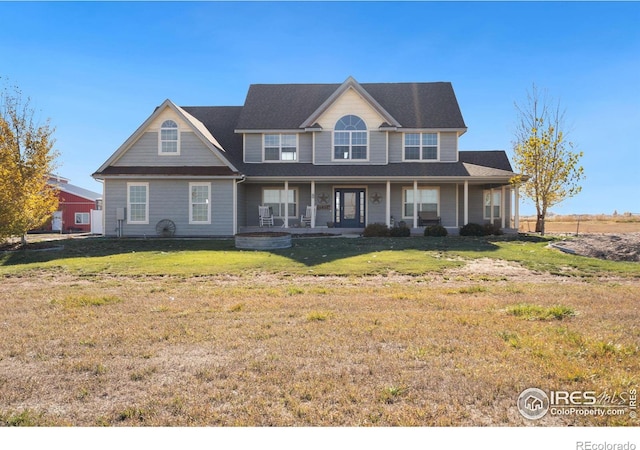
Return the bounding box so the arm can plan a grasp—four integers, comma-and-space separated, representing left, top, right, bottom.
1, 1, 638, 215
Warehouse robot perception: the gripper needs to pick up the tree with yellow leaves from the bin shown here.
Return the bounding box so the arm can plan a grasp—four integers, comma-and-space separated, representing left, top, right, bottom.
0, 81, 59, 244
511, 85, 585, 235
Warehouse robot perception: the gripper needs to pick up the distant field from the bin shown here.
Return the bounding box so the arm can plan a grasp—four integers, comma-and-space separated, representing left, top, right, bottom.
519, 214, 640, 234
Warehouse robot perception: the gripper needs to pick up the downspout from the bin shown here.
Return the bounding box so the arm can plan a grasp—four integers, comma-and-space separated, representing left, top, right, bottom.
234, 175, 246, 235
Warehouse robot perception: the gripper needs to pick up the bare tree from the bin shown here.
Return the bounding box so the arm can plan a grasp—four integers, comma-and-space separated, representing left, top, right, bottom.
511, 85, 585, 235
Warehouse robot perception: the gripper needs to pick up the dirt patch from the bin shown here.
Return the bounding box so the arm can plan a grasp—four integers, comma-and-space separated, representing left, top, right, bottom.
551, 233, 640, 262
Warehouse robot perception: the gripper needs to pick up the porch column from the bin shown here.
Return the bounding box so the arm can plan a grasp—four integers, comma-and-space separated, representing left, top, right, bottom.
463, 180, 469, 225
455, 183, 459, 228
514, 183, 520, 231
284, 181, 289, 228
310, 180, 316, 228
490, 188, 494, 225
385, 180, 391, 227
501, 185, 506, 229
413, 180, 418, 229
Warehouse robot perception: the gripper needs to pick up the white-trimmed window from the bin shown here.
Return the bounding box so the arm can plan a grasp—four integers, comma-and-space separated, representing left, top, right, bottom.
262, 188, 297, 218
189, 182, 211, 224
484, 190, 502, 219
74, 212, 90, 225
404, 133, 438, 161
127, 182, 149, 224
403, 187, 439, 218
333, 115, 367, 160
159, 120, 179, 155
264, 134, 297, 161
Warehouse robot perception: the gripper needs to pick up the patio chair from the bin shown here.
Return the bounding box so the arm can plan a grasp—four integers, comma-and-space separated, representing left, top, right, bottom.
418, 211, 441, 227
259, 205, 274, 227
300, 205, 316, 228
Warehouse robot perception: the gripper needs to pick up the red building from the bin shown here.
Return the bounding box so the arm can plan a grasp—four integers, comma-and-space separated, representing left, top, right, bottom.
47, 176, 102, 233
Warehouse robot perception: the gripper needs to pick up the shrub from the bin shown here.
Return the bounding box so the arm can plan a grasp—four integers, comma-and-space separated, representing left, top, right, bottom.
390, 225, 410, 237
483, 222, 503, 236
363, 223, 390, 237
459, 223, 485, 237
424, 225, 448, 237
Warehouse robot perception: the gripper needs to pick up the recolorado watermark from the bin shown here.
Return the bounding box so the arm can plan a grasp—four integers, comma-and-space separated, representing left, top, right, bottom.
576, 442, 636, 450
517, 387, 637, 420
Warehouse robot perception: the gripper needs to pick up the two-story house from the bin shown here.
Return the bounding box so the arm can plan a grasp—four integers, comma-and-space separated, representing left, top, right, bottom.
93, 77, 524, 237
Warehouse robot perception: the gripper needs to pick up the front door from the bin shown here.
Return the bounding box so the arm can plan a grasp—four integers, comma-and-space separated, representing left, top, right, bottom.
335, 189, 365, 228
52, 211, 63, 232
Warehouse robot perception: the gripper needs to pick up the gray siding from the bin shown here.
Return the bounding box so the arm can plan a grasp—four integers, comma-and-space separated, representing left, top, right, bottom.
388, 132, 403, 163
114, 132, 227, 167
299, 133, 312, 163
367, 184, 387, 223
104, 179, 235, 237
369, 131, 387, 164
314, 131, 332, 164
439, 184, 457, 226
244, 134, 262, 163
440, 132, 458, 162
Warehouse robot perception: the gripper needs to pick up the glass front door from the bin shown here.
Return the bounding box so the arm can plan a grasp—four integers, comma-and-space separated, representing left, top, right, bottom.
335, 189, 365, 228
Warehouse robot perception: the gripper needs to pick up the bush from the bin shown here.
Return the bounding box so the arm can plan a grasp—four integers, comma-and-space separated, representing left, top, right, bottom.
390, 225, 410, 237
424, 225, 448, 237
483, 222, 503, 236
459, 222, 485, 237
363, 223, 390, 237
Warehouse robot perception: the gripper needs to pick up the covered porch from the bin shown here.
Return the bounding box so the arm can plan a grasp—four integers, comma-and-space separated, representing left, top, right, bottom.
236, 178, 521, 235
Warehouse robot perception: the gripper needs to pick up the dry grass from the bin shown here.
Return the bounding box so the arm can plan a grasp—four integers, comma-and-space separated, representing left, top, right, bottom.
1, 270, 638, 426
519, 214, 640, 234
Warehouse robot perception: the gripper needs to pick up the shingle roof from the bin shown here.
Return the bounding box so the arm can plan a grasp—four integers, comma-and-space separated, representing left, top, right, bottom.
459, 151, 514, 172
235, 81, 466, 130
95, 82, 519, 182
181, 106, 243, 155
96, 166, 239, 177
233, 159, 514, 180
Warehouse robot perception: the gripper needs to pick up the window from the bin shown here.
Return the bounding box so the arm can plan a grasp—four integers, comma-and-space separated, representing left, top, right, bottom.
263, 188, 297, 218
159, 120, 179, 154
404, 133, 438, 161
190, 182, 211, 224
264, 134, 297, 161
334, 115, 367, 160
75, 212, 90, 225
484, 190, 501, 219
127, 182, 149, 224
403, 187, 439, 218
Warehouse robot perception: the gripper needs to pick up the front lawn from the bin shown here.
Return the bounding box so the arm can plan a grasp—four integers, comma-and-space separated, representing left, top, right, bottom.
1, 235, 638, 278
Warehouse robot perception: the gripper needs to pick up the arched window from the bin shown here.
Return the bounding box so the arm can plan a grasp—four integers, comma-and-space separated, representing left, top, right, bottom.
160, 120, 179, 154
334, 115, 367, 160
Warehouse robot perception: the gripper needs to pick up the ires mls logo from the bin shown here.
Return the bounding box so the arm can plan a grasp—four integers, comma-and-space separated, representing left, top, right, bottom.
518, 388, 550, 420
518, 387, 638, 420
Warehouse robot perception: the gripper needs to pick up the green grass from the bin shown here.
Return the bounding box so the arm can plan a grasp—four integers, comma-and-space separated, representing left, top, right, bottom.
505, 303, 576, 321
0, 235, 638, 279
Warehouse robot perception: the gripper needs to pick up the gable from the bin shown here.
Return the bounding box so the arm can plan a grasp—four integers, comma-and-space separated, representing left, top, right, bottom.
315, 87, 388, 130
112, 105, 229, 167
94, 100, 239, 177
